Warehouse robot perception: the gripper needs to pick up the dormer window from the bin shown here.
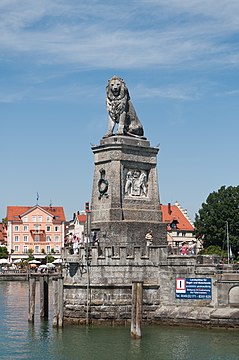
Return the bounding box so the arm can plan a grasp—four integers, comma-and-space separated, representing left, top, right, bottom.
170, 220, 178, 230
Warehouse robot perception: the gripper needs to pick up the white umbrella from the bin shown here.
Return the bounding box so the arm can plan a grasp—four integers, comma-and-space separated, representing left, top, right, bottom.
38, 264, 47, 269
52, 258, 62, 264
28, 260, 41, 264
13, 259, 23, 264
46, 263, 55, 268
0, 258, 10, 264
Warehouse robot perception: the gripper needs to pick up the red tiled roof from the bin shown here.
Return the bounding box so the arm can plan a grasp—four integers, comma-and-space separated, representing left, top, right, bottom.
161, 204, 194, 231
0, 224, 3, 240
77, 214, 86, 223
7, 205, 66, 222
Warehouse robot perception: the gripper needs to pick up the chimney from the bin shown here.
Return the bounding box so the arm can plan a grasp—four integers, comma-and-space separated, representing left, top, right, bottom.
168, 203, 172, 215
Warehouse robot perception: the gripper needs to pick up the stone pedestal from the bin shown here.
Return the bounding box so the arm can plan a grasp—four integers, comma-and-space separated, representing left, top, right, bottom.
91, 135, 167, 247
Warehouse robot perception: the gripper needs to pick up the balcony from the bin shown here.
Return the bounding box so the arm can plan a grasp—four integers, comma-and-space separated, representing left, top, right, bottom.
30, 229, 45, 235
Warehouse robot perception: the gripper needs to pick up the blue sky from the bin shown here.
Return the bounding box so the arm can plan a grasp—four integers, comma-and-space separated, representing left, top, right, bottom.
1, 0, 239, 222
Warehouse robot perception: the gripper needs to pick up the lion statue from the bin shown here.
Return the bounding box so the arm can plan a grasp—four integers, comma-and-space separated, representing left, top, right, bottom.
104, 76, 144, 138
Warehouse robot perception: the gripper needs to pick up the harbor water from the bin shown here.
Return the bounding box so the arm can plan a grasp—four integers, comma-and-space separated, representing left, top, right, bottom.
0, 281, 239, 360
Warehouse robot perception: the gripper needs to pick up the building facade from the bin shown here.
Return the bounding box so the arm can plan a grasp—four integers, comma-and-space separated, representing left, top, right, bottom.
161, 202, 198, 253
6, 205, 65, 260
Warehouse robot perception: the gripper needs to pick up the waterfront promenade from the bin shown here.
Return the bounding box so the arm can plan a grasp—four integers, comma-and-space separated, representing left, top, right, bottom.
0, 271, 60, 281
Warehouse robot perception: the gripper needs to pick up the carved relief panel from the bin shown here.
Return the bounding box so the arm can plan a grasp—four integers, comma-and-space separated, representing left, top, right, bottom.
124, 168, 148, 197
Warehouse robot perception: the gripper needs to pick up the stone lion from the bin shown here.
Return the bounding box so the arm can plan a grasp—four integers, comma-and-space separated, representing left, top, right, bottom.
104, 76, 144, 138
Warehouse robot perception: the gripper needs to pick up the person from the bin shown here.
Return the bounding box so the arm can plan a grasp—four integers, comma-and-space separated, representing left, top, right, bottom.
189, 240, 196, 255
145, 230, 153, 246
92, 231, 99, 246
73, 237, 79, 254
181, 242, 188, 255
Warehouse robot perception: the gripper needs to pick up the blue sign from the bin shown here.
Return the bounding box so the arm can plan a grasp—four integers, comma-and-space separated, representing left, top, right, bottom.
175, 278, 212, 300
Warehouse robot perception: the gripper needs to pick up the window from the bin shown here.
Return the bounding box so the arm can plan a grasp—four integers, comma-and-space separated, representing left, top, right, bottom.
171, 222, 177, 230
23, 245, 28, 253
55, 245, 60, 254
38, 216, 42, 222
23, 225, 28, 231
55, 226, 59, 232
46, 216, 50, 222
34, 224, 40, 230
46, 236, 51, 242
24, 235, 28, 242
46, 245, 51, 254
32, 216, 36, 222
14, 245, 19, 252
46, 226, 51, 232
35, 235, 40, 242
35, 245, 40, 254
55, 235, 60, 242
23, 216, 28, 222
14, 235, 19, 242
14, 225, 19, 231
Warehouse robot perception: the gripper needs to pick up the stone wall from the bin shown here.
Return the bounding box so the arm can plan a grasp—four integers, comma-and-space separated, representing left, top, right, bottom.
63, 247, 238, 326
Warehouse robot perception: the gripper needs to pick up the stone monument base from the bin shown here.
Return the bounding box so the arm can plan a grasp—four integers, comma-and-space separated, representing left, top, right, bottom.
91, 220, 166, 247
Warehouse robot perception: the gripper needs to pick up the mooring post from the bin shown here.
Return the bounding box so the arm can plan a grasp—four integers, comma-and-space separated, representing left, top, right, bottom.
53, 277, 64, 327
28, 276, 36, 322
58, 277, 64, 327
52, 278, 58, 327
40, 275, 49, 318
131, 281, 143, 339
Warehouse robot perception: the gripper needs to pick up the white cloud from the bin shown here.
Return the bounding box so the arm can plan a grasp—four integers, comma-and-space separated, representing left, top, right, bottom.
0, 0, 239, 70
133, 83, 200, 101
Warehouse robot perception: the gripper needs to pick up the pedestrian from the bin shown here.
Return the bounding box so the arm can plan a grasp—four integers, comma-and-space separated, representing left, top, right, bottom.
145, 230, 153, 246
181, 242, 188, 255
190, 240, 196, 255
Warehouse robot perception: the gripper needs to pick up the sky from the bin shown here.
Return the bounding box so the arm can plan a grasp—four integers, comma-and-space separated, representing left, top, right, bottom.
1, 0, 239, 222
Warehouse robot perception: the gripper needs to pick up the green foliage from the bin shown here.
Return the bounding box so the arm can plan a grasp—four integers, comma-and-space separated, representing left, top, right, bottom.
0, 246, 8, 259
194, 185, 239, 255
27, 248, 34, 261
45, 255, 55, 263
200, 245, 227, 258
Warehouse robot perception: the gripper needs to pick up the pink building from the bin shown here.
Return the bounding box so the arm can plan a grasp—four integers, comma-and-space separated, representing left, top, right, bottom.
6, 205, 66, 260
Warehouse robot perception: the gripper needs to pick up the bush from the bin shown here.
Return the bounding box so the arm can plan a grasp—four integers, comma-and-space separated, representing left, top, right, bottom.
201, 245, 227, 257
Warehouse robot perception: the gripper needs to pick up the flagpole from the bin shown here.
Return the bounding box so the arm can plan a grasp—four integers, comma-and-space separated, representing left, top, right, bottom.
226, 221, 229, 265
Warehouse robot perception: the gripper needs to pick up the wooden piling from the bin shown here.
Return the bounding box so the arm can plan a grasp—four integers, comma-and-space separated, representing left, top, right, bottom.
131, 281, 143, 339
53, 277, 64, 328
40, 275, 49, 318
52, 278, 58, 327
58, 277, 64, 327
28, 277, 36, 322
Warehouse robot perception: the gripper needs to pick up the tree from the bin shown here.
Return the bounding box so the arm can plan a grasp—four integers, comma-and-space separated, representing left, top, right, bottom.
44, 255, 55, 263
194, 185, 239, 255
27, 249, 34, 261
0, 246, 8, 259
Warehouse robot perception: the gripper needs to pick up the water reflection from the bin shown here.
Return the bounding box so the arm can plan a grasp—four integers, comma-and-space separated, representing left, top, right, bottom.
0, 282, 239, 360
